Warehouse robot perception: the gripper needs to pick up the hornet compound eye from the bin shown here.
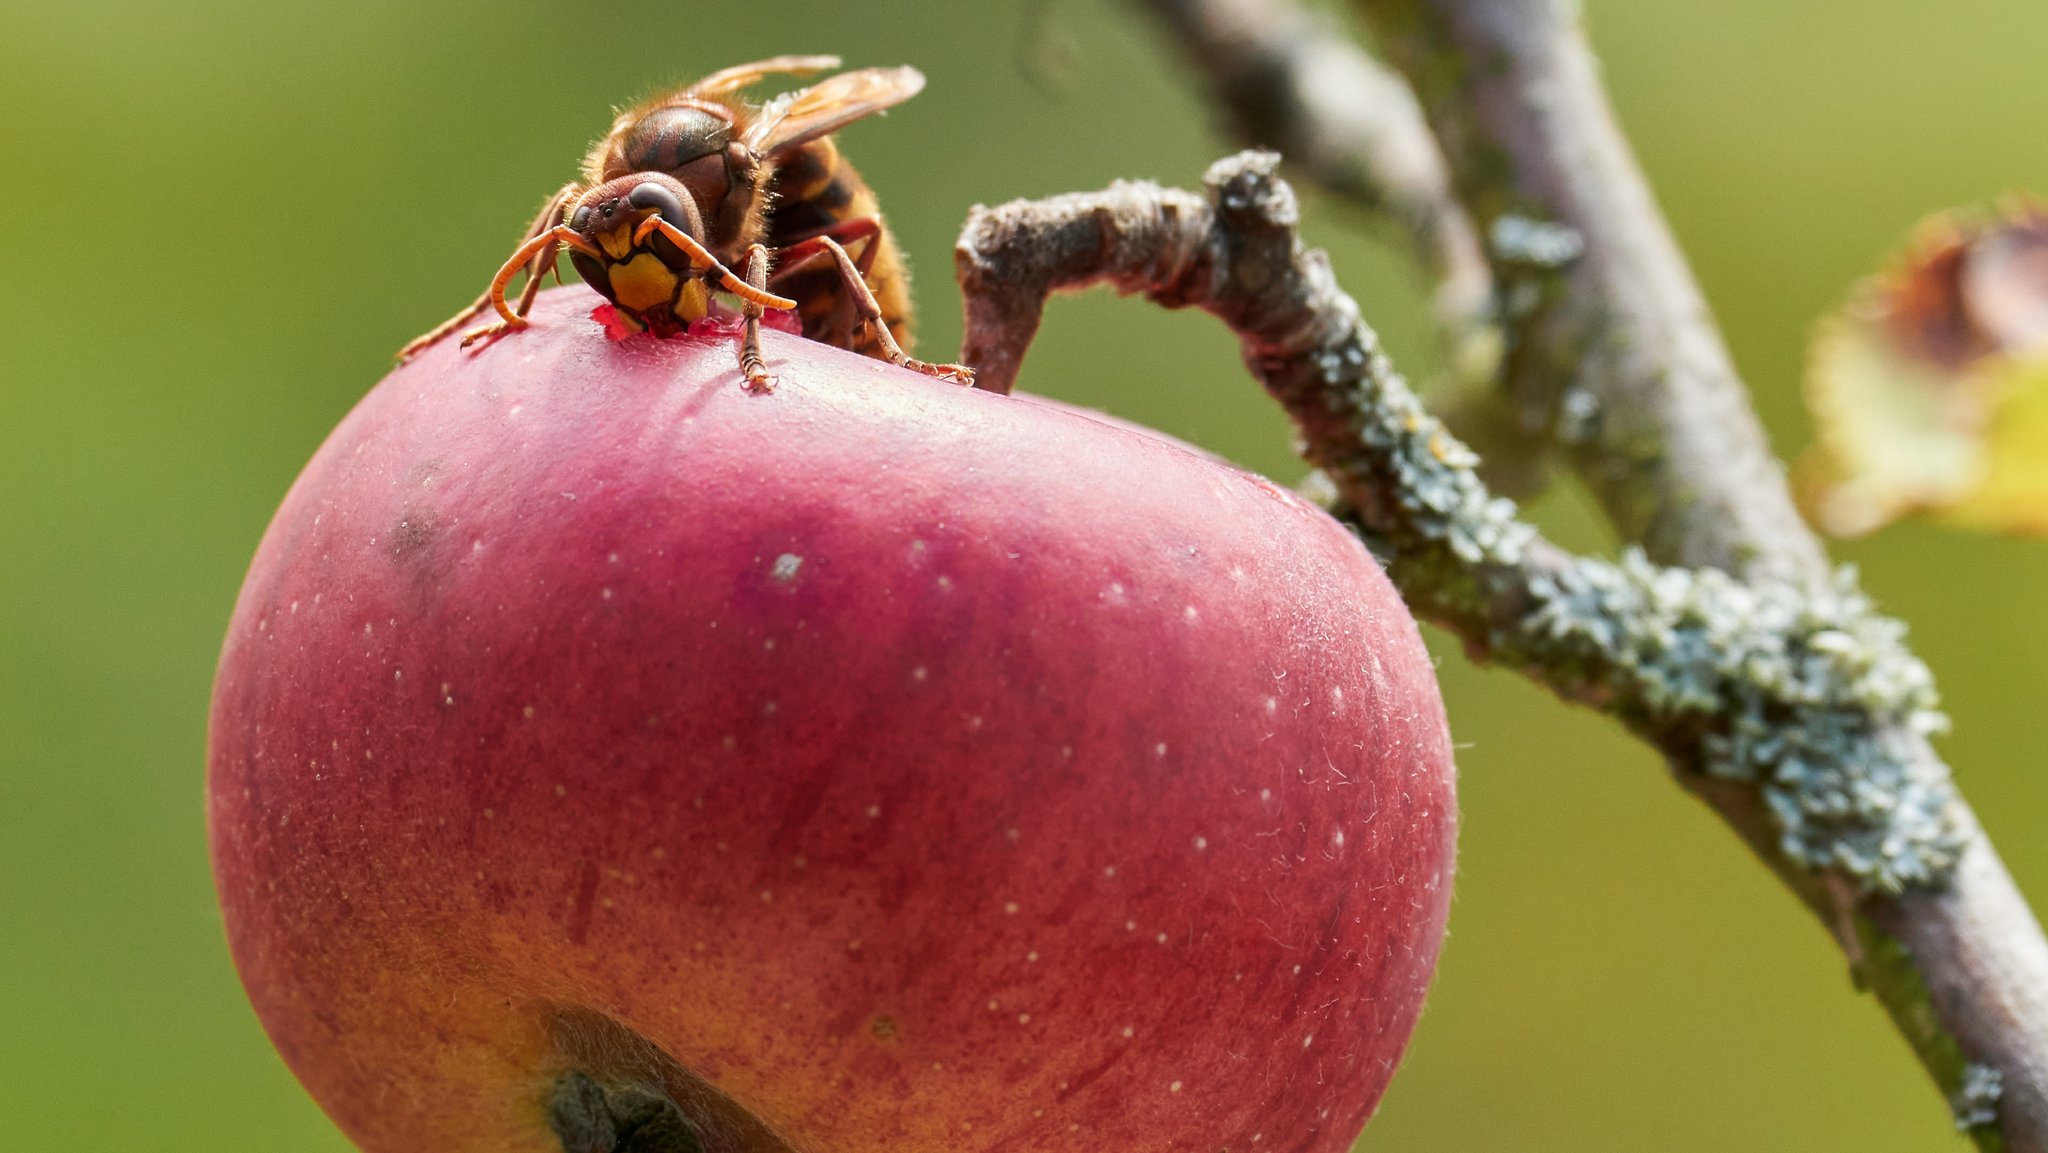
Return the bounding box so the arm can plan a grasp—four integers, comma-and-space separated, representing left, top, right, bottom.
627, 182, 690, 232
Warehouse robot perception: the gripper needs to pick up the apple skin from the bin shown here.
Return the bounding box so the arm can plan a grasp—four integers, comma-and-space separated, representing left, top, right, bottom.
208, 286, 1456, 1153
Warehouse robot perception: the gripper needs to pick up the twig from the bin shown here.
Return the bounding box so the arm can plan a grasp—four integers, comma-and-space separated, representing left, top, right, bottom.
954, 152, 2044, 1149
1131, 0, 1493, 366
1348, 0, 1814, 580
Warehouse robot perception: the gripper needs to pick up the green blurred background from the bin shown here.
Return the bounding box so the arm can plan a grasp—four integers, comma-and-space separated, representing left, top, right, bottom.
4, 0, 2045, 1147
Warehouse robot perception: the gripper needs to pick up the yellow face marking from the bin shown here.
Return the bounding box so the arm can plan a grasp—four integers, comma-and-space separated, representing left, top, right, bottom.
672, 279, 711, 323
609, 253, 680, 313
599, 224, 637, 261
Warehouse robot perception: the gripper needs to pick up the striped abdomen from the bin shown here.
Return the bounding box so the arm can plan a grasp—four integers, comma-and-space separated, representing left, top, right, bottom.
764, 137, 916, 360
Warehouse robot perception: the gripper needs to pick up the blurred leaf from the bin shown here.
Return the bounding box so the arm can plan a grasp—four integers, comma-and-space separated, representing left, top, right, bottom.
1799, 200, 2048, 536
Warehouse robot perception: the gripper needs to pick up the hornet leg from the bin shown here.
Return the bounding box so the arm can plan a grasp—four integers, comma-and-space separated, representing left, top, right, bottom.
739, 243, 774, 393
775, 235, 974, 385
456, 225, 605, 350
397, 183, 579, 363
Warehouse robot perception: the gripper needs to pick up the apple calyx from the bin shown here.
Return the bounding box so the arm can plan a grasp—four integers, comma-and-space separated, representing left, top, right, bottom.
545, 1007, 801, 1153
550, 1071, 698, 1153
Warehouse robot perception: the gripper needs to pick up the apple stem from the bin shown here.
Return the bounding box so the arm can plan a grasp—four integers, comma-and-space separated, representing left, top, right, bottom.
549, 1070, 702, 1153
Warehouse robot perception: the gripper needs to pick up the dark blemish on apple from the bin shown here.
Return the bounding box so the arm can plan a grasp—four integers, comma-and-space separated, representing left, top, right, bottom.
387, 512, 435, 566
1053, 1042, 1131, 1102
869, 1014, 899, 1041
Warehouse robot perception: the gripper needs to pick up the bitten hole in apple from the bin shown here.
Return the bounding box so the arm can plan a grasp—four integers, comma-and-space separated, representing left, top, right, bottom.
546, 1006, 799, 1153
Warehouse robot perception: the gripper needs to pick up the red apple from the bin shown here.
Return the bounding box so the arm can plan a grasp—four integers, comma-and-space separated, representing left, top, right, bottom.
208, 286, 1456, 1153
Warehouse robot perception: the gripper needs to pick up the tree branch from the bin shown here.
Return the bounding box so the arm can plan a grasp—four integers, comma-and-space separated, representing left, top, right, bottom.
955, 152, 2045, 1149
1131, 0, 1494, 365
1355, 0, 1821, 580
